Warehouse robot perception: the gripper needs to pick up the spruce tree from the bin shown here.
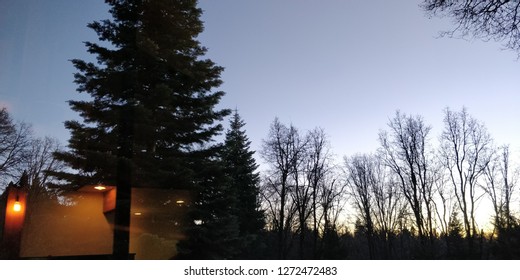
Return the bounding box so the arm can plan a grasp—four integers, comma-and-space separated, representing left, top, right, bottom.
176, 111, 265, 259
222, 111, 264, 258
175, 159, 240, 259
447, 209, 465, 259
51, 0, 229, 258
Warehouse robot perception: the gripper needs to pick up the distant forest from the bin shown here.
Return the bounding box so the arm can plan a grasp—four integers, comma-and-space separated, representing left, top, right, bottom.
254, 109, 520, 259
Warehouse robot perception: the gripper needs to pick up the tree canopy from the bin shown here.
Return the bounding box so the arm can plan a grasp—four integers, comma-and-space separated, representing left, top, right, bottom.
422, 0, 520, 54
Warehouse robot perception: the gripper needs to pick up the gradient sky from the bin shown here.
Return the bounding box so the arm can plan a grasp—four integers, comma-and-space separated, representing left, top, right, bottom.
2, 0, 520, 168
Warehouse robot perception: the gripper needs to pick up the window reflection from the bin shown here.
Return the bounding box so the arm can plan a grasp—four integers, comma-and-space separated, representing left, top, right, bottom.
1, 185, 189, 259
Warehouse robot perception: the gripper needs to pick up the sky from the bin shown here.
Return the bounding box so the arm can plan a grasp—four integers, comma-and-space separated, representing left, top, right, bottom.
1, 0, 520, 168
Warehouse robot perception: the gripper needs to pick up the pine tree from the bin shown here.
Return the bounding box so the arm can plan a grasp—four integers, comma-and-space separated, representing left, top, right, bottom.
51, 0, 229, 258
176, 111, 265, 259
446, 209, 465, 259
175, 158, 240, 259
222, 111, 264, 258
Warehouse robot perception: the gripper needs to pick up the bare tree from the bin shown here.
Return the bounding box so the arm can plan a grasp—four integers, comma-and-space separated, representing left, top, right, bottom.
440, 107, 493, 254
482, 145, 517, 233
371, 160, 407, 259
261, 121, 342, 259
260, 118, 306, 259
23, 137, 65, 198
14, 137, 66, 239
320, 174, 345, 229
0, 109, 66, 237
498, 146, 517, 229
289, 129, 310, 259
345, 154, 377, 259
305, 127, 332, 258
431, 163, 453, 236
422, 0, 520, 54
0, 108, 31, 187
318, 172, 347, 258
379, 111, 437, 249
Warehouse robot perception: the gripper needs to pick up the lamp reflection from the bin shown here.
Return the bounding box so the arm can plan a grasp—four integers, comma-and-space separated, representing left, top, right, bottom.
13, 201, 22, 212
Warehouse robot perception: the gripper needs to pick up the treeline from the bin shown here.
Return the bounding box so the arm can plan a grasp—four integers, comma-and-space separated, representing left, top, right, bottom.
2, 104, 520, 259
253, 108, 520, 259
3, 105, 520, 259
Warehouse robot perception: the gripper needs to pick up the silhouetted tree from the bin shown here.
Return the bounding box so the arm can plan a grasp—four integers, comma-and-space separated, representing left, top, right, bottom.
492, 218, 520, 259
176, 158, 239, 259
290, 127, 333, 259
221, 111, 264, 258
321, 224, 349, 259
432, 164, 452, 237
20, 136, 66, 231
379, 111, 437, 254
305, 128, 333, 258
352, 218, 370, 259
345, 154, 377, 259
440, 107, 493, 256
318, 175, 346, 257
422, 0, 520, 54
446, 209, 466, 259
289, 131, 311, 259
497, 146, 517, 230
260, 118, 304, 259
0, 108, 31, 187
0, 108, 63, 196
371, 169, 407, 259
482, 145, 517, 234
23, 137, 64, 197
260, 120, 341, 259
51, 0, 229, 259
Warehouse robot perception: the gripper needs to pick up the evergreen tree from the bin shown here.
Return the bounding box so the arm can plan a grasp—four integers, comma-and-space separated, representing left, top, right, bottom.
222, 111, 264, 258
175, 156, 240, 259
446, 209, 465, 259
492, 215, 520, 259
51, 0, 229, 258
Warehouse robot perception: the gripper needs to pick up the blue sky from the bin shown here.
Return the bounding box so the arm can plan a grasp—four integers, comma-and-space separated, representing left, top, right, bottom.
1, 0, 520, 166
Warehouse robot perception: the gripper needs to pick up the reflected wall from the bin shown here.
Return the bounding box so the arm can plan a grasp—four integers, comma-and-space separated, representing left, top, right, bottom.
0, 186, 189, 259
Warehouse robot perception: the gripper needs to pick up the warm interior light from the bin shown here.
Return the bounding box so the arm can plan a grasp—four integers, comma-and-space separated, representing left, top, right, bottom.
94, 185, 106, 191
176, 200, 185, 204
134, 212, 142, 216
13, 201, 22, 212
